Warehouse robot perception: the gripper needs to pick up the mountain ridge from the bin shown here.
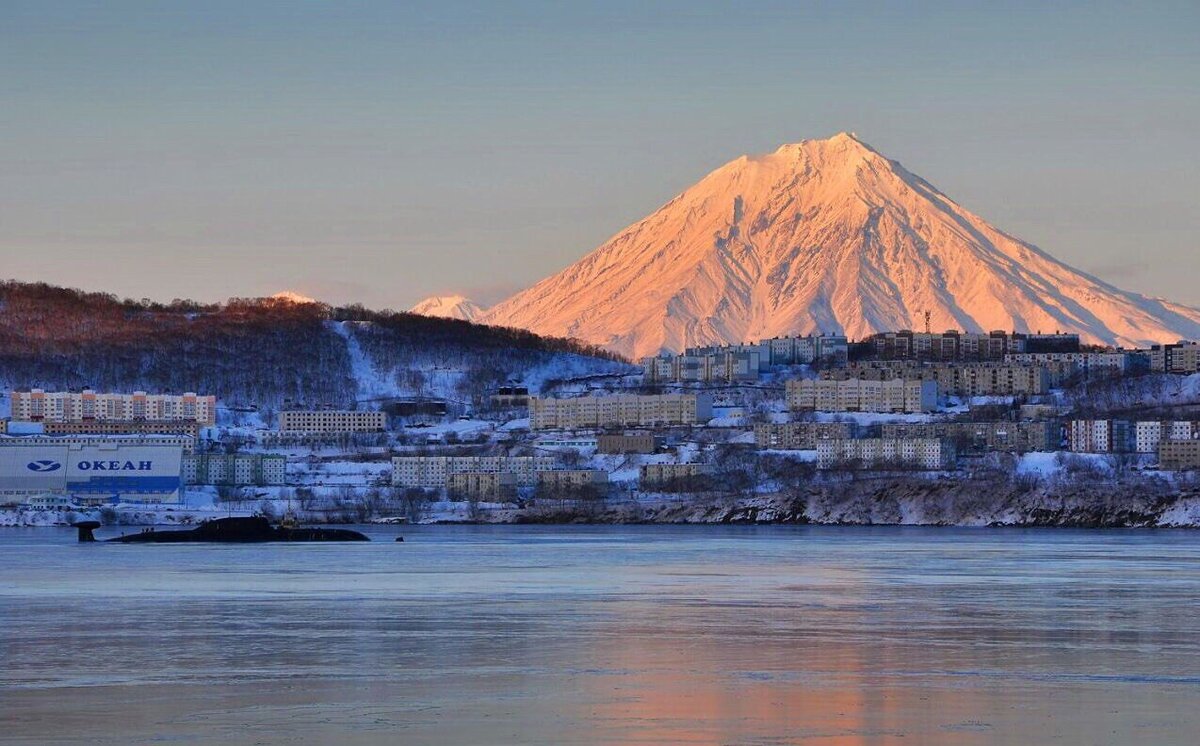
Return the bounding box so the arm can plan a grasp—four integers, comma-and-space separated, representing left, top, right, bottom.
483, 133, 1200, 357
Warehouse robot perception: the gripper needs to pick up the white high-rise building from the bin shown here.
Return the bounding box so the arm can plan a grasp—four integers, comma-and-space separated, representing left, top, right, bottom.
10, 390, 216, 425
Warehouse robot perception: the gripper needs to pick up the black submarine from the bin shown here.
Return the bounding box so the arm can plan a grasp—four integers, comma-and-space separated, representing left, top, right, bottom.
73, 516, 370, 543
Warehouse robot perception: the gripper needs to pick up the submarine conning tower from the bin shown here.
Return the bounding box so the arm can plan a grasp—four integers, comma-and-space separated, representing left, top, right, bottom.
72, 521, 101, 543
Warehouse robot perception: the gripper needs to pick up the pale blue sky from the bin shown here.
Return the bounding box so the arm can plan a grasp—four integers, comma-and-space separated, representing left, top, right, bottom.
1, 1, 1197, 309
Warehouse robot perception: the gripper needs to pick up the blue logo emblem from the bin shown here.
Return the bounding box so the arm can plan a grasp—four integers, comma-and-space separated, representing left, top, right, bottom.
27, 460, 62, 472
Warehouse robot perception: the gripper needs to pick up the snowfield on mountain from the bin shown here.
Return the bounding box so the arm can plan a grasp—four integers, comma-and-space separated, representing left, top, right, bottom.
484, 132, 1200, 358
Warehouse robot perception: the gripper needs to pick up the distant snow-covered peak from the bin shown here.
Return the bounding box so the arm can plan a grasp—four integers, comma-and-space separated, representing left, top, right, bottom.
270, 290, 319, 304
410, 295, 485, 322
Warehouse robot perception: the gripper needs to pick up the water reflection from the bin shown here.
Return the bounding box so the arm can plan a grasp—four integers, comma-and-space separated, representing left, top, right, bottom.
1, 526, 1198, 744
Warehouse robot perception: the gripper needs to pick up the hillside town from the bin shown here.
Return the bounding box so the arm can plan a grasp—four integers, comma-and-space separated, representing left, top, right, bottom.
2, 328, 1199, 526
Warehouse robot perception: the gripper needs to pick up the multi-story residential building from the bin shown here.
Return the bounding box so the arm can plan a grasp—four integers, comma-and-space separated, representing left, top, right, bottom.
823, 363, 1051, 397
880, 421, 1056, 453
391, 456, 556, 488
528, 394, 713, 430
786, 378, 938, 413
1068, 420, 1133, 453
1005, 351, 1139, 378
753, 422, 853, 450
758, 334, 849, 366
596, 433, 659, 454
1159, 440, 1200, 470
10, 390, 216, 425
489, 386, 530, 409
536, 469, 608, 491
639, 462, 712, 487
816, 438, 956, 470
642, 334, 848, 383
182, 454, 286, 486
447, 471, 518, 500
42, 420, 200, 451
1134, 421, 1200, 453
1149, 341, 1200, 374
277, 410, 386, 433
865, 330, 1079, 361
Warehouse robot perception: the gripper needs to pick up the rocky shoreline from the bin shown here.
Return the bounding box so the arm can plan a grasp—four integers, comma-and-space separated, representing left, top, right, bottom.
5, 480, 1199, 529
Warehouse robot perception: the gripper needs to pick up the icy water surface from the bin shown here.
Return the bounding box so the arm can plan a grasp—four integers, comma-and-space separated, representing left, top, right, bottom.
2, 525, 1199, 745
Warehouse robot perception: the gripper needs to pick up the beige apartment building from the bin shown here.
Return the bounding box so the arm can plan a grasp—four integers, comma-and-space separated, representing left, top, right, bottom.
278, 410, 386, 433
596, 433, 659, 454
1159, 440, 1200, 470
879, 421, 1056, 453
816, 438, 956, 470
447, 471, 518, 500
753, 422, 853, 450
639, 462, 712, 487
10, 389, 216, 425
529, 394, 713, 430
786, 378, 937, 413
1149, 342, 1200, 374
392, 455, 556, 488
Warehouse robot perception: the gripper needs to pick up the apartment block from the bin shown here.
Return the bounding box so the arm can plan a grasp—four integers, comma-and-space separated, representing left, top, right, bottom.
1134, 421, 1200, 453
182, 454, 286, 486
639, 462, 712, 487
278, 410, 386, 433
596, 433, 659, 454
1149, 341, 1200, 374
528, 394, 713, 430
489, 386, 530, 409
816, 438, 957, 470
786, 378, 937, 413
1158, 440, 1200, 470
1005, 351, 1137, 377
391, 456, 556, 488
641, 334, 848, 383
823, 363, 1050, 397
42, 420, 200, 451
10, 389, 216, 424
447, 471, 518, 500
753, 422, 853, 450
1068, 420, 1133, 453
865, 330, 1079, 361
880, 421, 1056, 453
536, 469, 608, 491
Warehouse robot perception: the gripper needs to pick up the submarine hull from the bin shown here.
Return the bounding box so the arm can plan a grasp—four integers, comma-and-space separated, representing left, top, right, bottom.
106, 517, 370, 543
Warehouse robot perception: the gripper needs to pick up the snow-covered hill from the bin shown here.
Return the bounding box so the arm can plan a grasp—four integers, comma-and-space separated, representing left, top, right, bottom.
410, 295, 485, 322
484, 132, 1200, 357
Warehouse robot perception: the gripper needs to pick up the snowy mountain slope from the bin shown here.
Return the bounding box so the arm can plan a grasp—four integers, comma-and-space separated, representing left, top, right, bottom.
0, 281, 622, 409
410, 295, 485, 322
484, 132, 1200, 357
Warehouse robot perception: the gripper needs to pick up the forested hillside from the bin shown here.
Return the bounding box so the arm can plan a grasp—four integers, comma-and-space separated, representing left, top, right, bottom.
0, 281, 625, 412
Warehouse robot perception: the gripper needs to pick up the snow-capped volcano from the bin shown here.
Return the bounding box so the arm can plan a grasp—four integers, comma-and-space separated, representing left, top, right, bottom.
484, 132, 1200, 358
409, 294, 485, 322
